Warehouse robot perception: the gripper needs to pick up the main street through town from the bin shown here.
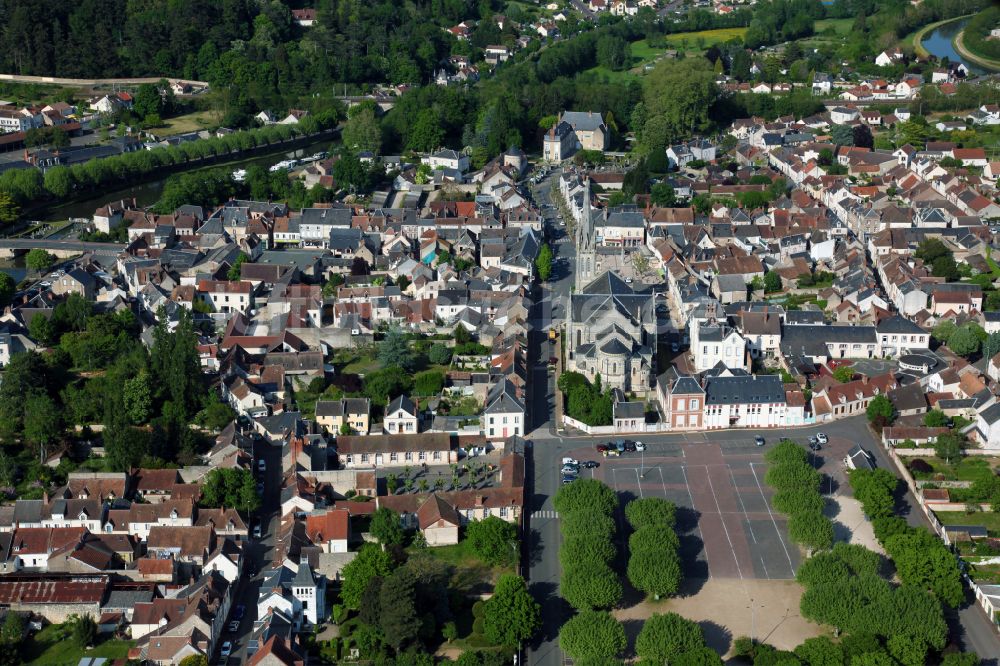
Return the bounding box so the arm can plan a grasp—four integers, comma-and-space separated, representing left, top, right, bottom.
522, 172, 1000, 665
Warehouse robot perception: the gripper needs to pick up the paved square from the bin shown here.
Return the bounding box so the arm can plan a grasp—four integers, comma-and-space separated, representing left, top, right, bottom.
603, 443, 800, 581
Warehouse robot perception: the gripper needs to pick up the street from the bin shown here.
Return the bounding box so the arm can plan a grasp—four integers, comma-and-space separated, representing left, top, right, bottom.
220, 438, 283, 664
521, 167, 1000, 664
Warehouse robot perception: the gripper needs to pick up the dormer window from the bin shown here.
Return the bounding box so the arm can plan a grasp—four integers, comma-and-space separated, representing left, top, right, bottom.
170, 509, 178, 519
78, 511, 87, 521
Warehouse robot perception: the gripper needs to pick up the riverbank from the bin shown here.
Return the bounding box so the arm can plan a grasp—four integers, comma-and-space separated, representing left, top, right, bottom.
20, 127, 339, 223
954, 26, 1000, 73
909, 14, 973, 58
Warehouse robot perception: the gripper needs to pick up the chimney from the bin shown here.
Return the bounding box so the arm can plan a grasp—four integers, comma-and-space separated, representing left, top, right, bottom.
475, 495, 484, 507
861, 374, 869, 385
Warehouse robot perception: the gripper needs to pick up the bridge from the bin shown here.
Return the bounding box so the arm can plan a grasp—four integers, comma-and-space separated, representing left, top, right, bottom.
0, 239, 126, 259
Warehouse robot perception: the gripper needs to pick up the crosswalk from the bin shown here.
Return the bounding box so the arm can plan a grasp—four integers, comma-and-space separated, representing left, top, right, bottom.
531, 510, 560, 520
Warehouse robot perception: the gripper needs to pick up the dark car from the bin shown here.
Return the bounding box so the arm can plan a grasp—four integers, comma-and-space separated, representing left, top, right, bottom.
561, 475, 577, 484
623, 441, 637, 452
595, 444, 609, 453
582, 460, 599, 469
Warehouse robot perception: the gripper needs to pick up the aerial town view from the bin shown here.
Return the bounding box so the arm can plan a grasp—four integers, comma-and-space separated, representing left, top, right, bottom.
1, 0, 1000, 664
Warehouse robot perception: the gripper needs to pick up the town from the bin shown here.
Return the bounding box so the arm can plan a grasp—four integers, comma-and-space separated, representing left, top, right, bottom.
0, 0, 999, 665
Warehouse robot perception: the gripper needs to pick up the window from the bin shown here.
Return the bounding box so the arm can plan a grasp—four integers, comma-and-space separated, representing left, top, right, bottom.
390, 453, 397, 462
419, 451, 426, 460
489, 428, 494, 436
361, 454, 369, 463
691, 399, 699, 410
346, 455, 353, 464
500, 506, 508, 518
405, 452, 413, 461
489, 417, 495, 425
433, 451, 441, 461
677, 399, 686, 410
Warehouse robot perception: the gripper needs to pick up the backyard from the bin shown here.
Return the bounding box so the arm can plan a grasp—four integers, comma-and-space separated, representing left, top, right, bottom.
908, 455, 999, 482
155, 110, 217, 136
22, 625, 134, 665
934, 510, 1000, 536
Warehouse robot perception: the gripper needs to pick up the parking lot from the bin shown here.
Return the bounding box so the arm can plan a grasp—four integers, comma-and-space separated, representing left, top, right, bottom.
574, 440, 802, 580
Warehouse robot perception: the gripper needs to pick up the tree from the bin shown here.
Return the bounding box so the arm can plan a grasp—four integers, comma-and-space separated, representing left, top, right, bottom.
940, 655, 980, 666
535, 242, 553, 282
370, 506, 404, 548
932, 319, 956, 344
377, 326, 416, 372
554, 478, 617, 516
343, 106, 382, 154
0, 191, 19, 226
454, 324, 471, 345
948, 324, 981, 358
562, 560, 623, 609
0, 273, 14, 310
179, 657, 209, 666
849, 468, 898, 520
933, 431, 964, 465
363, 366, 413, 407
44, 166, 73, 198
483, 574, 541, 648
884, 530, 964, 608
122, 371, 153, 424
413, 370, 445, 396
763, 271, 782, 293
636, 612, 706, 663
788, 510, 834, 551
853, 124, 874, 149
428, 343, 452, 366
831, 124, 854, 146
625, 497, 676, 530
67, 613, 96, 648
642, 59, 719, 149
866, 394, 894, 426
25, 249, 54, 274
627, 548, 682, 598
466, 516, 517, 567
794, 636, 845, 666
832, 365, 855, 383
0, 612, 23, 645
764, 461, 821, 493
24, 394, 61, 464
379, 567, 421, 651
924, 409, 949, 427
227, 253, 248, 281
559, 611, 626, 661
341, 544, 394, 608
650, 183, 677, 206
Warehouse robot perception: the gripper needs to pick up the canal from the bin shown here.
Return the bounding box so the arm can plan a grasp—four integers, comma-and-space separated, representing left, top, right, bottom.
921, 18, 990, 77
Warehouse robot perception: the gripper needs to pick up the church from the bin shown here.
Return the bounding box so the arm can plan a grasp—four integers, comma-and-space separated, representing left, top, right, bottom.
567, 178, 657, 394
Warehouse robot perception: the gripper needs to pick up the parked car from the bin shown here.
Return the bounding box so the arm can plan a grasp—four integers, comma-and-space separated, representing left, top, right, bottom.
595, 443, 609, 453
258, 459, 266, 472
252, 524, 262, 539
671, 342, 679, 353
816, 433, 828, 444
561, 464, 578, 475
754, 436, 765, 447
561, 475, 577, 484
220, 642, 233, 658
582, 460, 599, 469
623, 440, 637, 452
603, 448, 620, 457
228, 620, 240, 633
635, 441, 646, 452
562, 457, 579, 466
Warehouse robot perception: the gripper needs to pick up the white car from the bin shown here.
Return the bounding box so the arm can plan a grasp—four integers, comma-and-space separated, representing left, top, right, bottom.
561, 457, 579, 467
635, 441, 646, 452
253, 524, 262, 539
816, 433, 828, 444
258, 459, 266, 472
220, 641, 233, 657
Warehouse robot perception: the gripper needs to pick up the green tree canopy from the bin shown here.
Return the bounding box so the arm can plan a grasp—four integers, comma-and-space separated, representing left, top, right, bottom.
25, 249, 54, 273
466, 516, 518, 567
341, 544, 394, 609
370, 506, 404, 548
624, 497, 677, 530
536, 242, 553, 282
483, 574, 541, 648
554, 479, 617, 516
559, 611, 626, 661
636, 612, 706, 663
561, 560, 623, 610
865, 394, 894, 426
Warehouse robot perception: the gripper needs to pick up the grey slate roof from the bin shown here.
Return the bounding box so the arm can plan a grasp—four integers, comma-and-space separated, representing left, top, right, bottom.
704, 375, 784, 405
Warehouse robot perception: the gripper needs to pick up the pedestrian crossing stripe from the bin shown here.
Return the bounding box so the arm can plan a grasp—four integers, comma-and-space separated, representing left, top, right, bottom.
530, 510, 559, 519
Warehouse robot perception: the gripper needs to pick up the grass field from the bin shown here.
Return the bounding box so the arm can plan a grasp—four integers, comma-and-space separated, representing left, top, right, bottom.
659, 27, 747, 51
156, 110, 216, 136
582, 64, 640, 82
814, 18, 853, 35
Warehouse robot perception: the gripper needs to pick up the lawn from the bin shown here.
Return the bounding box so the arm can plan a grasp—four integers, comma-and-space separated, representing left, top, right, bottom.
333, 350, 381, 376
814, 18, 853, 35
934, 510, 1000, 536
582, 64, 640, 82
407, 538, 515, 593
156, 110, 216, 137
23, 625, 134, 665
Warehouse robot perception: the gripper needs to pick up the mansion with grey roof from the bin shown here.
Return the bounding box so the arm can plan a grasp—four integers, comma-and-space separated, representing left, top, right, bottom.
543, 110, 609, 162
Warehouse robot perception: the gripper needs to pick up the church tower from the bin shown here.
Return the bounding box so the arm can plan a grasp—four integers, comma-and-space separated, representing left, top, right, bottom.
575, 177, 596, 291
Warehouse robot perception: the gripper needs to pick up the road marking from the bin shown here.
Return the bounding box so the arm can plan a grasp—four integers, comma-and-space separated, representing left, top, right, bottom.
679, 465, 710, 567
531, 510, 560, 519
703, 465, 743, 581
749, 462, 795, 572
729, 465, 768, 579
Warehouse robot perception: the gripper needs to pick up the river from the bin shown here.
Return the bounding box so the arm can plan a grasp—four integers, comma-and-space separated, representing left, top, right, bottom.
921, 18, 990, 77
36, 134, 338, 222
0, 134, 338, 282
